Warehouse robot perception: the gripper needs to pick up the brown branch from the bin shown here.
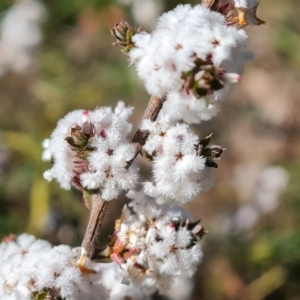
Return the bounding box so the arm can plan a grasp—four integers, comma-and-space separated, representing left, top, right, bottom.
81, 194, 108, 259
81, 95, 166, 259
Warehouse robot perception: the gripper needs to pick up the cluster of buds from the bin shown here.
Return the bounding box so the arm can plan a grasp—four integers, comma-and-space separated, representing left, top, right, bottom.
65, 111, 95, 157
111, 20, 141, 54
181, 56, 241, 98
64, 111, 96, 191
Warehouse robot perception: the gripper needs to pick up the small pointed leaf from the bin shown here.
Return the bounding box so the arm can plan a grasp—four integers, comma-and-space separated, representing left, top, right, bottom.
198, 134, 211, 152
205, 159, 218, 168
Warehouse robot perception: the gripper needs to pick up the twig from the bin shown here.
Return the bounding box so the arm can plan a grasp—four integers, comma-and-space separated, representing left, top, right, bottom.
81, 95, 166, 259
81, 194, 108, 259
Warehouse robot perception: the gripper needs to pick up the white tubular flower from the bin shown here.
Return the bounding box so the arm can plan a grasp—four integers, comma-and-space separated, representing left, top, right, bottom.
108, 191, 205, 295
141, 119, 215, 204
0, 0, 46, 76
0, 234, 147, 300
43, 102, 138, 201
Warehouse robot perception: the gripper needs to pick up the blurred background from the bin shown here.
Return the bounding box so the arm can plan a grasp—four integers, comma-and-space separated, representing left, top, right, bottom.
0, 0, 299, 299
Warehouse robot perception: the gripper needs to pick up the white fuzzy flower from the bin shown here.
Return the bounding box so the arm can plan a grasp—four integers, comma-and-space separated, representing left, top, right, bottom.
109, 191, 204, 295
0, 234, 51, 299
42, 102, 138, 201
161, 91, 220, 124
142, 120, 214, 204
127, 4, 253, 124
0, 234, 148, 300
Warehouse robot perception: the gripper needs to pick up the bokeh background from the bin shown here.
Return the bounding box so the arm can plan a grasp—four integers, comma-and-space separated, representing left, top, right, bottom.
0, 0, 299, 299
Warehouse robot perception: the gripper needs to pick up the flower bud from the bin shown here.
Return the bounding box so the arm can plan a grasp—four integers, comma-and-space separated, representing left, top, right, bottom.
111, 20, 141, 54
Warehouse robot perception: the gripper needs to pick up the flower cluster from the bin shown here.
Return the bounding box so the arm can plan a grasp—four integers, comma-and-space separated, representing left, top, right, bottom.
126, 4, 253, 124
43, 102, 138, 201
0, 234, 148, 300
141, 118, 216, 204
0, 234, 51, 299
108, 190, 204, 295
0, 0, 46, 76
